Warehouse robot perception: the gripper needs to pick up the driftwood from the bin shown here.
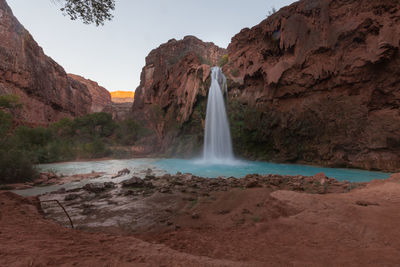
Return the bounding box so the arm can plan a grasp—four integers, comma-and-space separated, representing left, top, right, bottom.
40, 200, 74, 229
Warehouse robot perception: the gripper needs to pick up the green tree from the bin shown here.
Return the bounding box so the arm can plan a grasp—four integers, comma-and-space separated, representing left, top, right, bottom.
0, 94, 22, 110
55, 0, 115, 26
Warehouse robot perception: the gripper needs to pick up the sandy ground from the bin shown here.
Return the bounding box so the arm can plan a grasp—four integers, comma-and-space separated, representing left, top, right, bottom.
1, 173, 400, 266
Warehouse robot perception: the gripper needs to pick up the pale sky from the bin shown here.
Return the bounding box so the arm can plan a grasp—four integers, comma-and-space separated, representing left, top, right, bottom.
7, 0, 296, 92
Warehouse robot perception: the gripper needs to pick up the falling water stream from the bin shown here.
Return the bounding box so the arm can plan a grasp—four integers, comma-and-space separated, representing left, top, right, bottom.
202, 67, 234, 163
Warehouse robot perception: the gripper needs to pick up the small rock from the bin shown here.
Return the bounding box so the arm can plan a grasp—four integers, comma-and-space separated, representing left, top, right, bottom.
104, 182, 116, 189
55, 187, 66, 194
313, 172, 327, 185
122, 177, 144, 188
269, 178, 281, 186
48, 172, 58, 179
47, 178, 58, 184
242, 208, 251, 214
182, 197, 196, 201
161, 174, 172, 180
145, 175, 156, 180
191, 213, 200, 219
112, 168, 130, 179
124, 190, 135, 196
356, 200, 379, 206
245, 180, 260, 188
292, 182, 302, 190
159, 187, 170, 193
119, 168, 130, 175
146, 168, 153, 175
217, 209, 230, 215
146, 181, 154, 188
81, 208, 92, 215
64, 194, 79, 201
182, 173, 193, 181
83, 183, 107, 194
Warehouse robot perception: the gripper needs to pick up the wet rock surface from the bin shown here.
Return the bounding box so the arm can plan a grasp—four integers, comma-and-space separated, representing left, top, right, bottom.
39, 172, 363, 233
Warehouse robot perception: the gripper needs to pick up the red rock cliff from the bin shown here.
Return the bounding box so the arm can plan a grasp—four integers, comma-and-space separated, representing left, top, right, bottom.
68, 74, 112, 113
132, 36, 226, 153
132, 0, 400, 172
0, 0, 92, 124
222, 0, 400, 171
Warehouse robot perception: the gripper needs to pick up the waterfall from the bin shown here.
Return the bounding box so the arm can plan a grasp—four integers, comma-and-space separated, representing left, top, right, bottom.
202, 67, 234, 163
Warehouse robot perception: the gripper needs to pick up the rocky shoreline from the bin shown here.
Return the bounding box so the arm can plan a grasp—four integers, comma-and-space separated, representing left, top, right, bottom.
1, 172, 400, 265
37, 171, 364, 232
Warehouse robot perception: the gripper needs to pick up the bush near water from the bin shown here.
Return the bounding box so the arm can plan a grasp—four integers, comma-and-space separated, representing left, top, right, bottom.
0, 95, 147, 184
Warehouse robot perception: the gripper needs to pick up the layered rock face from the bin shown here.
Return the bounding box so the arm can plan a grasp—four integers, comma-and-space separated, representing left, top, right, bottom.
68, 74, 111, 113
222, 0, 400, 171
103, 102, 132, 121
132, 0, 400, 172
132, 36, 226, 153
110, 91, 134, 103
0, 0, 92, 124
104, 91, 134, 120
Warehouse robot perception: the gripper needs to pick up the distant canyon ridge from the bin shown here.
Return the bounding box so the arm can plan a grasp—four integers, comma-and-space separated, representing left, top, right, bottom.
1, 0, 399, 172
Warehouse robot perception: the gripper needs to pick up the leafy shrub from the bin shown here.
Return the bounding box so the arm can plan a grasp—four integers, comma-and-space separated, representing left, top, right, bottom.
73, 112, 116, 139
115, 119, 145, 145
80, 139, 110, 158
0, 149, 38, 184
50, 117, 75, 138
14, 126, 52, 149
219, 54, 229, 67
0, 110, 12, 138
0, 94, 22, 109
230, 69, 240, 77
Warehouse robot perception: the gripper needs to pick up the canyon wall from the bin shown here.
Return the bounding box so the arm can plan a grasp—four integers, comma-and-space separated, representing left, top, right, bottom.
132, 36, 226, 153
222, 0, 400, 172
132, 0, 400, 172
0, 0, 92, 124
68, 74, 112, 113
104, 91, 134, 120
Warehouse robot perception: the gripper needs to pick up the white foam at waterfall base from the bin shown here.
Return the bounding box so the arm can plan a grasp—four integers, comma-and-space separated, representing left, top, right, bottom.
202, 67, 234, 164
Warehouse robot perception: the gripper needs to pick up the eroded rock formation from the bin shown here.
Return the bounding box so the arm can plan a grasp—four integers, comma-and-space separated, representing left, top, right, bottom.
132, 0, 400, 172
223, 0, 400, 171
68, 74, 112, 113
132, 36, 226, 153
